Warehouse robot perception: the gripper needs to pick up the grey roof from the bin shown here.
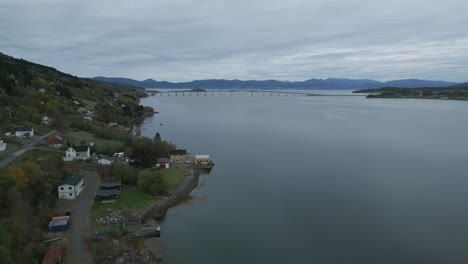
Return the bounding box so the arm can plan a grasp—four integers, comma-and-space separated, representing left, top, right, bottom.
59, 174, 83, 186
157, 157, 170, 163
96, 189, 119, 197
100, 180, 122, 188
71, 145, 89, 152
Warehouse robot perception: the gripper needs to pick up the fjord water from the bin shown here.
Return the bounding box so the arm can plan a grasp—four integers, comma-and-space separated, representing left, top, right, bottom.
140, 92, 468, 264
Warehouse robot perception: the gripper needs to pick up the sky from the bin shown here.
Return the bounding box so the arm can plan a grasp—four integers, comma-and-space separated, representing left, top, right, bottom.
1, 0, 468, 82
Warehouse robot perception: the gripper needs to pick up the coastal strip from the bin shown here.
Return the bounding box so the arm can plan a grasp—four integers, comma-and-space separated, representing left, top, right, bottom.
137, 169, 200, 222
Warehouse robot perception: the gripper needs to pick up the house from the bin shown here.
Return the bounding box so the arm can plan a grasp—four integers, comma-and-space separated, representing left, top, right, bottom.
42, 248, 62, 264
65, 145, 90, 160
188, 155, 212, 165
0, 140, 6, 151
169, 149, 188, 163
48, 135, 64, 148
97, 156, 114, 165
15, 126, 34, 137
48, 216, 70, 232
58, 174, 84, 199
42, 115, 53, 125
155, 157, 170, 169
77, 107, 87, 114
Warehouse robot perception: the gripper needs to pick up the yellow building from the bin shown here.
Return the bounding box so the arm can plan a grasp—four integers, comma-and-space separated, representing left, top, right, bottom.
188, 155, 212, 165
169, 149, 187, 163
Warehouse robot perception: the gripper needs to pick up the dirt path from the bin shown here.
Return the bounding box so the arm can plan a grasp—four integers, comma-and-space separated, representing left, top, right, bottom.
67, 169, 98, 264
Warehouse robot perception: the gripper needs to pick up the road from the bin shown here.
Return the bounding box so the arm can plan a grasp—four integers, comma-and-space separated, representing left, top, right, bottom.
67, 169, 98, 264
0, 131, 54, 167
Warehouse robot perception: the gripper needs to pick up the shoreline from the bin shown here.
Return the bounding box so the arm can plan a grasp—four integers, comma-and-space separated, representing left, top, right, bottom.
137, 169, 200, 222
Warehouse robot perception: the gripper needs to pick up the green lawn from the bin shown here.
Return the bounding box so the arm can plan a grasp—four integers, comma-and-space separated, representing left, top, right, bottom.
81, 99, 97, 110
65, 130, 124, 153
91, 185, 155, 211
90, 185, 156, 229
154, 168, 187, 188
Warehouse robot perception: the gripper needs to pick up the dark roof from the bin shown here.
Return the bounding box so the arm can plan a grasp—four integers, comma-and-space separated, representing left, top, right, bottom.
157, 157, 170, 163
71, 145, 89, 152
59, 174, 83, 186
170, 149, 187, 155
96, 189, 119, 197
100, 180, 122, 188
17, 126, 33, 132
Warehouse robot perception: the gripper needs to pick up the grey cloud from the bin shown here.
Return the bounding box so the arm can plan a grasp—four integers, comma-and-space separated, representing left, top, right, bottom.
1, 0, 467, 82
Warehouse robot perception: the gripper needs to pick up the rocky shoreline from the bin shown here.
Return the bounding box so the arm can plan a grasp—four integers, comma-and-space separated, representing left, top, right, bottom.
138, 169, 200, 222
96, 169, 201, 264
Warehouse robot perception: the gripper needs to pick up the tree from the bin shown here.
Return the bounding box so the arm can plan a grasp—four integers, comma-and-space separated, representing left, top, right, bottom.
6, 166, 27, 189
137, 169, 168, 196
154, 132, 161, 142
21, 161, 44, 188
111, 161, 137, 185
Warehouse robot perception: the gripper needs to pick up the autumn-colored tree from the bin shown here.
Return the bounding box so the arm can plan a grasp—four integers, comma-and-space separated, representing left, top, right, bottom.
21, 161, 44, 187
6, 166, 27, 189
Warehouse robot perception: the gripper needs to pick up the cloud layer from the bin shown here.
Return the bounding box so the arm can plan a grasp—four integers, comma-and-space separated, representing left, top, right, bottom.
1, 0, 467, 82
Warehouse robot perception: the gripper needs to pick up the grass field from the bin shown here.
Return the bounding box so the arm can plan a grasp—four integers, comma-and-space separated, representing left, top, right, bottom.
90, 185, 156, 229
65, 130, 125, 154
155, 168, 187, 189
91, 185, 155, 212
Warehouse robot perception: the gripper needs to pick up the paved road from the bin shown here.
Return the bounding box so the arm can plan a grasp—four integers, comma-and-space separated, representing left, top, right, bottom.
0, 131, 53, 167
67, 169, 98, 264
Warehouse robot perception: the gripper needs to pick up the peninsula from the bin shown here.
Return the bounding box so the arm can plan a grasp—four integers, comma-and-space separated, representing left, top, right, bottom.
354, 83, 468, 101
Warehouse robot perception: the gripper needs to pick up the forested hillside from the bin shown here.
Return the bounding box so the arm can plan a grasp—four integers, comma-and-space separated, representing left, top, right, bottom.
0, 52, 153, 133
0, 52, 156, 263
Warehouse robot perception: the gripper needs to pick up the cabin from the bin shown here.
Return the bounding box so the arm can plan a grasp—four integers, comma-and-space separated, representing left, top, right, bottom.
58, 174, 84, 200
169, 149, 188, 163
65, 145, 90, 160
100, 180, 122, 191
156, 157, 170, 169
42, 248, 62, 264
0, 140, 6, 151
48, 216, 70, 232
15, 126, 34, 137
95, 189, 119, 201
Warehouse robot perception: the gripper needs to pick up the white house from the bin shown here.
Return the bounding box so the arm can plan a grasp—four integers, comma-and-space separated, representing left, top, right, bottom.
0, 140, 6, 151
42, 115, 53, 125
15, 127, 34, 137
65, 145, 90, 160
58, 174, 84, 199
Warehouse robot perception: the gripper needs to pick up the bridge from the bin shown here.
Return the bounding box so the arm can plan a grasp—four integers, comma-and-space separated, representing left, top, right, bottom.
146, 90, 362, 97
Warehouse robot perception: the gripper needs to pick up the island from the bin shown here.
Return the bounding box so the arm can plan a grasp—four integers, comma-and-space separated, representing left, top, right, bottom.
354, 83, 468, 101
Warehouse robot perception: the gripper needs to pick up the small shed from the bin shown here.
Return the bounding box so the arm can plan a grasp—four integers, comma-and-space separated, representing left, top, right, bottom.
95, 189, 119, 201
156, 157, 170, 169
48, 216, 70, 232
42, 248, 62, 264
99, 180, 122, 191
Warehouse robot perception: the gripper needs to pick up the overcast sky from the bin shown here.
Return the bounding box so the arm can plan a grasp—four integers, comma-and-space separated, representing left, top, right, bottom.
1, 0, 467, 82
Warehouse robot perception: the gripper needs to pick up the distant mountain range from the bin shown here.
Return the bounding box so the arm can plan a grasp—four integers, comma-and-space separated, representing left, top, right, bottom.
92, 76, 458, 90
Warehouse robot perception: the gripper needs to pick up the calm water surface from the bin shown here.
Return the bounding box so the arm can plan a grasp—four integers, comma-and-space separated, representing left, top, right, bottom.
140, 91, 468, 264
